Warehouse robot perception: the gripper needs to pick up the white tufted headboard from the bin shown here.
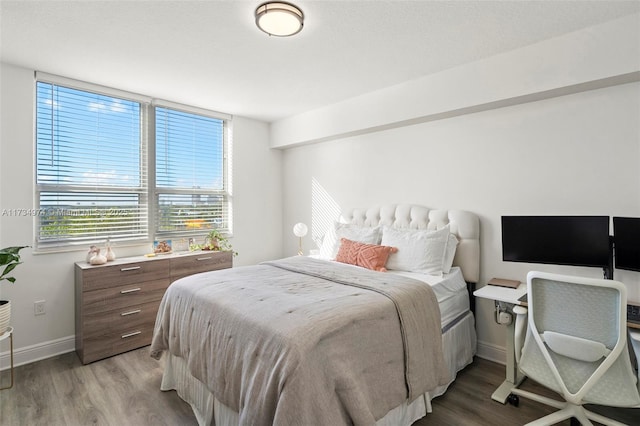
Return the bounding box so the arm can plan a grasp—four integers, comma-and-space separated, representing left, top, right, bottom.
342, 204, 480, 284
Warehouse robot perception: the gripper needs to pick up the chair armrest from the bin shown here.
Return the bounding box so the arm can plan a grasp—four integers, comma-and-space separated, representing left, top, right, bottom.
513, 305, 528, 364
629, 330, 640, 358
629, 330, 640, 384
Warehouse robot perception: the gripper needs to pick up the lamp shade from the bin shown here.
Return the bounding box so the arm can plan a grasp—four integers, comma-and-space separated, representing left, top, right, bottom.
293, 222, 308, 238
255, 2, 304, 37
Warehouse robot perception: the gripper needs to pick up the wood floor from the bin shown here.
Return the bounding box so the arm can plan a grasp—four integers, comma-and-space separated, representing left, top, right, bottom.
0, 348, 638, 425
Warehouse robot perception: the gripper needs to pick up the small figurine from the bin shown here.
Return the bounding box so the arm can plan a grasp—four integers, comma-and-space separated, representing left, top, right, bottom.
86, 245, 100, 263
105, 238, 116, 261
89, 247, 107, 265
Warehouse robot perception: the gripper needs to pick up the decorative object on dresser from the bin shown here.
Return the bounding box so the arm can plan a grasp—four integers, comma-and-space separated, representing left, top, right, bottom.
75, 250, 232, 364
88, 248, 107, 265
153, 239, 173, 254
85, 245, 99, 263
0, 246, 29, 334
104, 238, 116, 261
190, 229, 236, 255
203, 229, 234, 252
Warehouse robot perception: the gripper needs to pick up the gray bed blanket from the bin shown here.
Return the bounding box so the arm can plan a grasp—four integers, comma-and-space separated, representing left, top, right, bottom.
150, 256, 449, 425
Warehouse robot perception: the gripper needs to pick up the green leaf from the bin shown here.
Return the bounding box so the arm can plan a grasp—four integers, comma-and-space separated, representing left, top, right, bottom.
0, 246, 28, 284
0, 246, 28, 256
1, 263, 19, 276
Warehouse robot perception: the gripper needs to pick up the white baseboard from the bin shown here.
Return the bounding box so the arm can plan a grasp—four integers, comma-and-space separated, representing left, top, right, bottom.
475, 339, 506, 366
0, 334, 76, 371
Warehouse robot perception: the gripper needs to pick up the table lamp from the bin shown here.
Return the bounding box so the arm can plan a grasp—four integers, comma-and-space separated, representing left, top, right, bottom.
293, 222, 308, 256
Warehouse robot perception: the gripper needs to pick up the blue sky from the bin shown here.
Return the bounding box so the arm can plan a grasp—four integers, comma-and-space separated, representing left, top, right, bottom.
36, 82, 224, 195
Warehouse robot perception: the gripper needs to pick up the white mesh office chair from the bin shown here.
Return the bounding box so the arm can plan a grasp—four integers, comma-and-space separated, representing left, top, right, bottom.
511, 271, 640, 426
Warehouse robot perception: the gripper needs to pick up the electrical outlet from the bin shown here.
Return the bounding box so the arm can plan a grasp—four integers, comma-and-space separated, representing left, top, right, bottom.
34, 300, 46, 316
498, 311, 513, 325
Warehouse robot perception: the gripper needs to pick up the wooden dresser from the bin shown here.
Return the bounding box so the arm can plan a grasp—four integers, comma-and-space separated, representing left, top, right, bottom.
75, 250, 232, 364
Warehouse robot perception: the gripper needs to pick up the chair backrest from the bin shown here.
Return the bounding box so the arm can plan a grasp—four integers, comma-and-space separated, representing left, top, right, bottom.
519, 271, 640, 407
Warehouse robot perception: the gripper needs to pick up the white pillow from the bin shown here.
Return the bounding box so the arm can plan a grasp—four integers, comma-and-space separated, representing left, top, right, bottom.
319, 222, 382, 260
381, 226, 451, 275
442, 233, 459, 274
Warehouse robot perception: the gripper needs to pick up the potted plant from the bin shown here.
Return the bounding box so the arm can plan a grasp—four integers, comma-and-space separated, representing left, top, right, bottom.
190, 229, 236, 256
0, 246, 28, 334
203, 229, 230, 251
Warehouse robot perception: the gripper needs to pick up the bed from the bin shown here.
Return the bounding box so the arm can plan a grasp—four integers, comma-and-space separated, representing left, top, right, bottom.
150, 204, 480, 426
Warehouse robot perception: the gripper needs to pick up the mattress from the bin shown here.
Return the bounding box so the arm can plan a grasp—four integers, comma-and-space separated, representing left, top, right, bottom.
389, 266, 469, 330
156, 264, 476, 426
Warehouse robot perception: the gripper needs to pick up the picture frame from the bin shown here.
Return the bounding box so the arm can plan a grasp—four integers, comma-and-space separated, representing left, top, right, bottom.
153, 239, 172, 254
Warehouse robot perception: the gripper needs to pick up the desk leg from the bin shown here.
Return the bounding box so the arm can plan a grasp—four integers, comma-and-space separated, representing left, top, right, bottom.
491, 318, 525, 404
0, 331, 14, 391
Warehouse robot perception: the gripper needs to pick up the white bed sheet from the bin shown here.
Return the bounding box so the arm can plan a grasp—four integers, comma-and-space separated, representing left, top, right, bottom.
389, 266, 470, 330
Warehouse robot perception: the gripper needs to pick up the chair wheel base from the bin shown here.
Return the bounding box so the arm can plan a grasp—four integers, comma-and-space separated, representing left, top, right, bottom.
507, 393, 519, 407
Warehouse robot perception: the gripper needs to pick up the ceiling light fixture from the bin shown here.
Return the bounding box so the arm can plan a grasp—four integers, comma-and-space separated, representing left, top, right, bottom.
255, 2, 304, 37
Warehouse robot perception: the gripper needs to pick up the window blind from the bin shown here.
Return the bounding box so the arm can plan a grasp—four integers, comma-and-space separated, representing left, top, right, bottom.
155, 107, 230, 237
35, 81, 148, 248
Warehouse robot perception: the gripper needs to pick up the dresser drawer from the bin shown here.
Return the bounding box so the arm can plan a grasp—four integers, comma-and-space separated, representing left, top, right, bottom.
171, 251, 233, 281
80, 259, 170, 291
82, 300, 161, 339
81, 324, 155, 364
82, 278, 170, 315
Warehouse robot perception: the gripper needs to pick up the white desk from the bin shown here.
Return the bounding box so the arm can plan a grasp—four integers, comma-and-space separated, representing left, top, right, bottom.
474, 284, 527, 404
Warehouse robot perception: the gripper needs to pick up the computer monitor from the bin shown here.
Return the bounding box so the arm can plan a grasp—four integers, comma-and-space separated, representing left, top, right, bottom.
501, 216, 611, 269
613, 217, 640, 272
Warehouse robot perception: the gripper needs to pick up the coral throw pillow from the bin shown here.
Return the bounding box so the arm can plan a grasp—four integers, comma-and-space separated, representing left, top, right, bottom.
335, 238, 398, 272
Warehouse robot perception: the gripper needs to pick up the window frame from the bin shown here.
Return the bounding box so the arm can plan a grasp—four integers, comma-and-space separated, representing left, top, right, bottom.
151, 100, 233, 239
34, 72, 232, 252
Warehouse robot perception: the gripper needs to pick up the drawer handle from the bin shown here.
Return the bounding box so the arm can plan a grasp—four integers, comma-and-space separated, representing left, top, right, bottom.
196, 257, 213, 261
121, 309, 141, 316
121, 331, 141, 339
120, 266, 141, 272
120, 287, 141, 294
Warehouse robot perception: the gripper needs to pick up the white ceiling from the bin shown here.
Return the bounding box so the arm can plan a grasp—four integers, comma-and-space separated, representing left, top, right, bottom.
1, 1, 639, 122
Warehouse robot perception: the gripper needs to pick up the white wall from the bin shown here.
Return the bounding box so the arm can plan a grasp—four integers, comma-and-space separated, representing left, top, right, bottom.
0, 62, 283, 366
230, 116, 284, 265
281, 81, 640, 363
278, 15, 640, 364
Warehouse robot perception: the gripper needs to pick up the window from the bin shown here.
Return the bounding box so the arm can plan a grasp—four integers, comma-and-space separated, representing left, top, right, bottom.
154, 106, 231, 237
36, 81, 148, 249
35, 75, 231, 251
